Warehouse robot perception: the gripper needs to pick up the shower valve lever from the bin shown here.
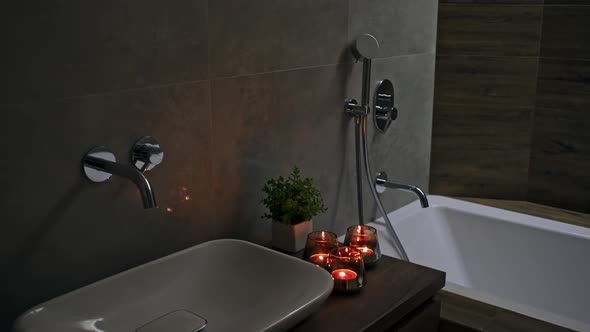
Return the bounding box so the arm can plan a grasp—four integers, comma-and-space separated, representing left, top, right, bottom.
345, 99, 369, 116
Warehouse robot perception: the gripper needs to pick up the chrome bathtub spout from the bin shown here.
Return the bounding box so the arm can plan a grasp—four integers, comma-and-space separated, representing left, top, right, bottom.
376, 172, 429, 208
82, 146, 158, 209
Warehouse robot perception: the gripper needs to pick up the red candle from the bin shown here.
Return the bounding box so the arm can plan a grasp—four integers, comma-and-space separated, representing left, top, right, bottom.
331, 269, 358, 280
355, 246, 374, 257
309, 253, 329, 267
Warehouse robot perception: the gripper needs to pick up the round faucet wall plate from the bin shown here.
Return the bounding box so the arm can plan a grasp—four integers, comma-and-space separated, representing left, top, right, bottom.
83, 146, 116, 183
352, 34, 380, 61
376, 171, 388, 194
131, 136, 163, 172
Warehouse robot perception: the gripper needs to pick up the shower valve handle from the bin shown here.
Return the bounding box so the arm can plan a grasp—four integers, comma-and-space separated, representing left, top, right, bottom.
345, 99, 369, 116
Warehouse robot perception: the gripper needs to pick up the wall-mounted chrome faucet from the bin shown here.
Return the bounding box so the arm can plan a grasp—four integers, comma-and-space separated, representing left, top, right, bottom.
376, 172, 429, 208
82, 136, 164, 209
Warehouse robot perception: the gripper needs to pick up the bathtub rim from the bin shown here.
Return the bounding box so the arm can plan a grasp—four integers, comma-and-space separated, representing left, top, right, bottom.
372, 195, 590, 332
379, 195, 590, 241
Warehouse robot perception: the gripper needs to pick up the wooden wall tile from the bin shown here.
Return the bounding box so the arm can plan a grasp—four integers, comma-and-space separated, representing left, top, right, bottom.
437, 4, 542, 56
528, 58, 590, 213
431, 0, 590, 212
431, 104, 533, 198
536, 58, 590, 111
434, 55, 538, 107
440, 0, 541, 3
545, 0, 590, 4
540, 6, 590, 59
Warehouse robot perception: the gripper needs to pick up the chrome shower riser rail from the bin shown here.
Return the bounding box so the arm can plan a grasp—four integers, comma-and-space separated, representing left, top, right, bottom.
345, 33, 409, 261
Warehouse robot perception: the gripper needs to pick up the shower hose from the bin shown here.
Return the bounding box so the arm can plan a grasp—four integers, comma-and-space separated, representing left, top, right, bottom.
359, 115, 409, 261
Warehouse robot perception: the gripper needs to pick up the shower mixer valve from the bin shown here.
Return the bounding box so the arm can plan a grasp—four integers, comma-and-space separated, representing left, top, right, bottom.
345, 99, 369, 116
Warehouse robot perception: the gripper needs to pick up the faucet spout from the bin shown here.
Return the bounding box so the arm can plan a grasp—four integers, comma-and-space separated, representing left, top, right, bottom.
375, 172, 429, 208
83, 155, 157, 209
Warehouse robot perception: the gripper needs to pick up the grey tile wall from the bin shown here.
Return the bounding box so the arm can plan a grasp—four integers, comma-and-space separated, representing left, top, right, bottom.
1, 0, 438, 328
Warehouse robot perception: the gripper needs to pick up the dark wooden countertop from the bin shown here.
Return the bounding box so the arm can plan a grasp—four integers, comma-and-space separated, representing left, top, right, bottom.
290, 255, 446, 332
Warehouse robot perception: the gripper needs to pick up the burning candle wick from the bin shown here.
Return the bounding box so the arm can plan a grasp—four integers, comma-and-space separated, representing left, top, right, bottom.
310, 253, 327, 263
331, 269, 358, 280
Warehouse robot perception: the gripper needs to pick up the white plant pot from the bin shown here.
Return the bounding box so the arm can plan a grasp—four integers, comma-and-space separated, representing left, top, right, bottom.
272, 220, 313, 253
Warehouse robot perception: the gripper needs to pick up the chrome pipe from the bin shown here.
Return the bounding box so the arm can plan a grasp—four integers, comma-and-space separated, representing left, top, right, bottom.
355, 116, 364, 225
375, 176, 429, 208
83, 156, 157, 209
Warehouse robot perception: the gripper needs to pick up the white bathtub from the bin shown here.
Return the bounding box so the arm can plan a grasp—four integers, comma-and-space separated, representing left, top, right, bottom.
369, 195, 590, 332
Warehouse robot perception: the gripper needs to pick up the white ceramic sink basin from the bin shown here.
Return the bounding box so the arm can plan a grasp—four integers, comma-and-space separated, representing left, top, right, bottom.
13, 239, 333, 332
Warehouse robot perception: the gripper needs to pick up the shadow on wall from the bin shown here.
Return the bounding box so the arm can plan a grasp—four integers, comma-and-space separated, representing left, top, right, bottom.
2, 179, 211, 330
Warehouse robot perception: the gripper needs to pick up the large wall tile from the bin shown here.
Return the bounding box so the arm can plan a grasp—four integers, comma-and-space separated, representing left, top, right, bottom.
431, 104, 533, 198
349, 0, 438, 57
528, 108, 590, 212
210, 65, 358, 242
1, 0, 208, 103
528, 58, 590, 212
208, 0, 348, 78
536, 58, 590, 112
544, 1, 590, 5
0, 81, 215, 327
440, 0, 541, 3
434, 55, 538, 107
437, 4, 542, 56
540, 6, 590, 59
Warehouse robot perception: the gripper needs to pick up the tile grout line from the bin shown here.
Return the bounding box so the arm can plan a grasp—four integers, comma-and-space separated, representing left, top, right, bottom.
434, 101, 535, 109
204, 0, 218, 238
2, 53, 436, 108
526, 1, 545, 202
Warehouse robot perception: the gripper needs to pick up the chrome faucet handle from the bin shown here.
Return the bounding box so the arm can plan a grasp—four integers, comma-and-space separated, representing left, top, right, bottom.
131, 136, 164, 172
83, 146, 117, 183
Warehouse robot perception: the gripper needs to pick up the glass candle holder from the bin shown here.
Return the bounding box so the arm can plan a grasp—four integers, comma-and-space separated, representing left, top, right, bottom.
327, 246, 366, 293
344, 225, 382, 265
303, 231, 339, 269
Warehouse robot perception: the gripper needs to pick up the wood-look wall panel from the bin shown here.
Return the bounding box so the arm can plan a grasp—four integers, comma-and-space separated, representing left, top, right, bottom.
544, 0, 590, 5
431, 0, 540, 200
440, 0, 541, 3
437, 4, 542, 56
540, 6, 590, 59
528, 58, 590, 213
434, 55, 538, 107
430, 150, 530, 198
536, 58, 590, 111
528, 150, 590, 213
431, 104, 532, 198
431, 0, 590, 212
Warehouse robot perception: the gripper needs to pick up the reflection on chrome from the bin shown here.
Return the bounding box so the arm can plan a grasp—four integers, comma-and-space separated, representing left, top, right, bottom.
28, 307, 44, 315
78, 318, 105, 332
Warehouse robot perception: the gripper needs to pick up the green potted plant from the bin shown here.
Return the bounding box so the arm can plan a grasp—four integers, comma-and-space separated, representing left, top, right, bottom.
262, 166, 327, 252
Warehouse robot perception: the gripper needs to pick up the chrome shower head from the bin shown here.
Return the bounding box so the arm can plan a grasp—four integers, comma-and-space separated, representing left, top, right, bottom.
351, 34, 380, 61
